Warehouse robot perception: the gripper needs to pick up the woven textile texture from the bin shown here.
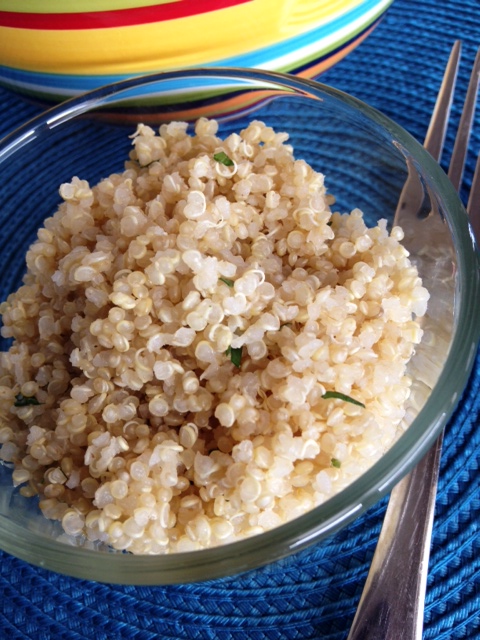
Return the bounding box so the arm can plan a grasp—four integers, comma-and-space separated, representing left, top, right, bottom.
0, 0, 479, 638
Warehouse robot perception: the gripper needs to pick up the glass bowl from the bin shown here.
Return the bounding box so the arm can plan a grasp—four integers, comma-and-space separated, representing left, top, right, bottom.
0, 69, 478, 585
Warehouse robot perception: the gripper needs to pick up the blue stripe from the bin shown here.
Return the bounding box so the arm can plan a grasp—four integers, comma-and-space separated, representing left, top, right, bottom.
0, 71, 254, 94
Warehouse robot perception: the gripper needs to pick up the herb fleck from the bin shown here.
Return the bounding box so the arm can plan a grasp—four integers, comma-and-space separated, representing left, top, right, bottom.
219, 277, 235, 287
14, 393, 41, 407
226, 345, 243, 368
214, 151, 234, 167
331, 458, 341, 468
322, 391, 365, 408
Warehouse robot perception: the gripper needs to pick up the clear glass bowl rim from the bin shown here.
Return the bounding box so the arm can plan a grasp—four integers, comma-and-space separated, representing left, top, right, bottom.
0, 67, 479, 585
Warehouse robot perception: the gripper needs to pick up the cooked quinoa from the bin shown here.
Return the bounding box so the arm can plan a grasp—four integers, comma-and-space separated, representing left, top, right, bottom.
0, 118, 429, 554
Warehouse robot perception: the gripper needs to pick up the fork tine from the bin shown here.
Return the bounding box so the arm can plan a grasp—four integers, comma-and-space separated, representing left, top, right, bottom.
424, 40, 462, 162
467, 152, 480, 242
448, 46, 480, 191
393, 42, 461, 226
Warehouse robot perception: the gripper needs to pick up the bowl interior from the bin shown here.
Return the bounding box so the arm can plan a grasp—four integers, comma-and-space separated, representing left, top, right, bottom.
0, 69, 478, 584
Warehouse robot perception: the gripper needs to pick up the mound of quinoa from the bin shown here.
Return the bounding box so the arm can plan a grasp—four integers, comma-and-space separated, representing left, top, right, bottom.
0, 118, 429, 554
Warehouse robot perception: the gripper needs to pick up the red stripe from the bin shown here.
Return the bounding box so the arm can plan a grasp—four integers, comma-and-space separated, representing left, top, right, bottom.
0, 0, 252, 30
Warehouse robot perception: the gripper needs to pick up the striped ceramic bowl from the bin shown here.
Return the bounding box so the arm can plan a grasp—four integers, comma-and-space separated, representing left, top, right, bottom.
0, 0, 393, 108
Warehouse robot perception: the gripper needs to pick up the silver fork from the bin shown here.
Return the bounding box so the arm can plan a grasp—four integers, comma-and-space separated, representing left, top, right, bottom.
347, 40, 480, 640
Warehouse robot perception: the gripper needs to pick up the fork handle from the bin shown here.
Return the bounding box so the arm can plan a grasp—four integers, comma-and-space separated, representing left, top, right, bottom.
347, 432, 444, 640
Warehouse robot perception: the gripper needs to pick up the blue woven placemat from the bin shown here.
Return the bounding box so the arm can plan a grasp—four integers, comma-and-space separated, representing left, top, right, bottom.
1, 1, 479, 638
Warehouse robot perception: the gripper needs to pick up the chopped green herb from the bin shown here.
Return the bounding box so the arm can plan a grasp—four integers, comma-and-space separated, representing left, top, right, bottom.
226, 345, 243, 368
219, 277, 235, 287
14, 393, 41, 407
322, 391, 365, 408
331, 458, 342, 468
214, 151, 234, 167
280, 322, 292, 328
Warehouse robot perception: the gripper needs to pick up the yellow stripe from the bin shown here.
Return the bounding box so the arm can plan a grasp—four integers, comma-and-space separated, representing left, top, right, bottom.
0, 0, 176, 13
0, 0, 364, 74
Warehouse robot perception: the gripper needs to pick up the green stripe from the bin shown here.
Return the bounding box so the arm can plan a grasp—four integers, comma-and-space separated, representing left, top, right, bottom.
0, 0, 176, 14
